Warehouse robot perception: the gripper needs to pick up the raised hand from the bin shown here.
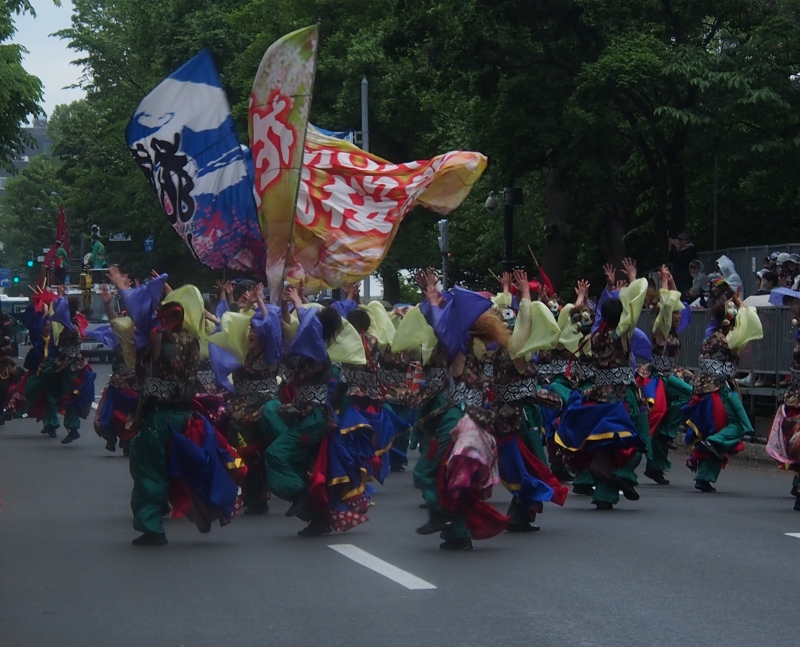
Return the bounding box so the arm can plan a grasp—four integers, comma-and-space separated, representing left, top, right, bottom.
512, 269, 530, 301
500, 271, 513, 296
621, 257, 637, 282
575, 279, 590, 308
603, 263, 616, 288
658, 264, 671, 289
614, 279, 629, 291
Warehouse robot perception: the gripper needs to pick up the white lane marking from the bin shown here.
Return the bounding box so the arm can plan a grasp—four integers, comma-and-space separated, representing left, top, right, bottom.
785, 533, 800, 539
328, 544, 436, 590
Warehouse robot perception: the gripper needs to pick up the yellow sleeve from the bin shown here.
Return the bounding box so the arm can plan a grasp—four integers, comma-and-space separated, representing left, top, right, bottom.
208, 311, 254, 365
653, 289, 683, 340
281, 311, 300, 343
617, 278, 647, 338
507, 299, 531, 358
362, 301, 395, 349
726, 306, 764, 352
110, 316, 136, 370
557, 303, 575, 331
328, 319, 367, 364
391, 306, 436, 355
514, 301, 561, 359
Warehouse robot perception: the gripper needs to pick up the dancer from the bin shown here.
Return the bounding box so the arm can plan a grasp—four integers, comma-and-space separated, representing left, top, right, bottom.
683, 289, 762, 492
636, 266, 693, 485
491, 270, 568, 531
766, 288, 800, 509
210, 282, 282, 515
264, 286, 371, 537
413, 268, 509, 550
556, 264, 649, 510
117, 271, 243, 546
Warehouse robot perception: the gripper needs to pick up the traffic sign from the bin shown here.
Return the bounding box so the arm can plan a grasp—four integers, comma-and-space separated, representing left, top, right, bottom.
0, 278, 9, 288
144, 235, 154, 253
0, 268, 9, 276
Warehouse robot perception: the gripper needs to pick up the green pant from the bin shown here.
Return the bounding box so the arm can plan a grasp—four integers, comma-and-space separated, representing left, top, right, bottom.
24, 366, 80, 431
646, 374, 692, 474
593, 452, 643, 505
413, 405, 470, 541
695, 388, 751, 484
573, 470, 595, 487
507, 407, 548, 525
129, 406, 191, 535
263, 400, 326, 503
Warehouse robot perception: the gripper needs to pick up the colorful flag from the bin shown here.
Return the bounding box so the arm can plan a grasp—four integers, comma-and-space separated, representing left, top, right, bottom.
125, 50, 264, 275
288, 127, 488, 290
249, 24, 318, 299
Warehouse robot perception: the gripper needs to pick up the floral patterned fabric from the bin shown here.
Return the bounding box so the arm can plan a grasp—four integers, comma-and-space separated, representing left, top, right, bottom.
143, 330, 200, 404
693, 329, 736, 396
582, 328, 635, 404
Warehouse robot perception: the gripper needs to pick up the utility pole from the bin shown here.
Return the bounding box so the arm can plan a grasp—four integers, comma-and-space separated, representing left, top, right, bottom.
502, 187, 524, 274
438, 219, 450, 290
361, 76, 371, 301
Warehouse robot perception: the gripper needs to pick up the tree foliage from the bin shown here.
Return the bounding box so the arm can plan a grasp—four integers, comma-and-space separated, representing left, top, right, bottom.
17, 0, 800, 299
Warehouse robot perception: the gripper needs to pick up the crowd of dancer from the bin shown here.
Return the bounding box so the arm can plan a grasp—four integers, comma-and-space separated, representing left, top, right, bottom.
13, 252, 800, 551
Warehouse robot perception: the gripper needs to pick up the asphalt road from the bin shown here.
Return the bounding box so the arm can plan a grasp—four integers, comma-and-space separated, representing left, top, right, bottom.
1, 365, 799, 647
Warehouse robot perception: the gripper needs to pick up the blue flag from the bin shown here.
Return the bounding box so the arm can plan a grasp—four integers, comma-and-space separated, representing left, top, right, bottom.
125, 50, 266, 275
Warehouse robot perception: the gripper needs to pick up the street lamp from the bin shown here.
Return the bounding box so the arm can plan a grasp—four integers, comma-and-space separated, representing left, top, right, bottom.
486, 187, 524, 273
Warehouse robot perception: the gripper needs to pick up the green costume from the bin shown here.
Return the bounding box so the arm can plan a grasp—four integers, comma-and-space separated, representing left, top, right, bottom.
646, 374, 692, 474
129, 406, 191, 534
91, 240, 107, 269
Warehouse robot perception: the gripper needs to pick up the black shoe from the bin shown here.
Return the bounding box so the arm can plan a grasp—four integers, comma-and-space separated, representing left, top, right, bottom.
695, 479, 717, 493
616, 479, 640, 501
297, 518, 332, 537
285, 496, 310, 518
48, 429, 57, 438
554, 470, 574, 483
122, 446, 130, 457
161, 504, 172, 518
644, 469, 670, 486
791, 486, 798, 498
794, 496, 800, 511
243, 502, 269, 516
667, 440, 679, 451
416, 512, 452, 535
593, 501, 614, 510
572, 484, 595, 496
439, 537, 473, 551
131, 532, 168, 547
105, 440, 116, 452
418, 502, 429, 510
40, 426, 53, 435
60, 430, 80, 445
390, 464, 406, 473
506, 523, 540, 533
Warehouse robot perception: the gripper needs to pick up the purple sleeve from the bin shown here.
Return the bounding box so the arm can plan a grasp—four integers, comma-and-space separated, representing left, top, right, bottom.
86, 324, 119, 349
676, 303, 692, 335
420, 287, 491, 361
50, 297, 75, 332
251, 305, 283, 365
288, 307, 327, 363
120, 274, 167, 338
631, 327, 652, 362
332, 299, 358, 319
209, 343, 239, 394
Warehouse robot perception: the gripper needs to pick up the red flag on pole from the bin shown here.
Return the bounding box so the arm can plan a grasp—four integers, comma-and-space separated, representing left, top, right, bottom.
43, 205, 70, 267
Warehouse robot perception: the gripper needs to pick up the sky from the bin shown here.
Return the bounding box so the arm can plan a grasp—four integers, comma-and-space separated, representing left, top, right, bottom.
13, 1, 85, 119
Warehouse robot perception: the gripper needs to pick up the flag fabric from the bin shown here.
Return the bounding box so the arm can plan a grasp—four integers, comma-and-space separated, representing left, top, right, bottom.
125, 50, 264, 275
288, 127, 488, 290
43, 205, 71, 270
248, 24, 318, 298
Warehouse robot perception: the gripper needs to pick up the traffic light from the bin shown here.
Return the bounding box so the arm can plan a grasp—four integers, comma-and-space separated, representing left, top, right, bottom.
26, 250, 34, 268
12, 270, 20, 284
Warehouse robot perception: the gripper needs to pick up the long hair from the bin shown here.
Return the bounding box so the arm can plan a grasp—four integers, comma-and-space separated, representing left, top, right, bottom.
318, 306, 344, 344
470, 310, 511, 349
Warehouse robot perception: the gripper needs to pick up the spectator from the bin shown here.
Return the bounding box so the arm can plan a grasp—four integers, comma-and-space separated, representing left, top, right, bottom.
667, 232, 698, 295
715, 254, 743, 292
786, 254, 800, 289
684, 259, 708, 302
744, 270, 776, 307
